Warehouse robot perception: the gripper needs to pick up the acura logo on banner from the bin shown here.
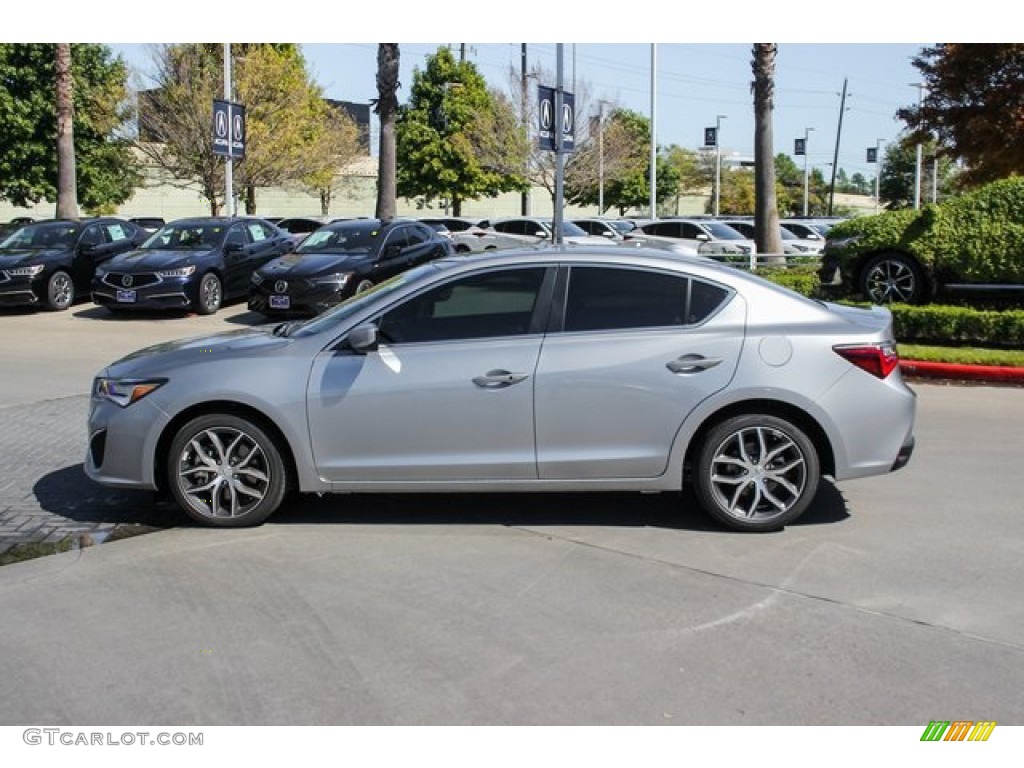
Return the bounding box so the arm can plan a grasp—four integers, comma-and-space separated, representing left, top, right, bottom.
866, 147, 878, 163
537, 85, 575, 152
213, 99, 246, 159
794, 138, 806, 156
704, 127, 717, 148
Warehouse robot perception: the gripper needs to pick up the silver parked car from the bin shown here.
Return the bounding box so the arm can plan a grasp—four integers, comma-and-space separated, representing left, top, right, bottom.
86, 247, 916, 532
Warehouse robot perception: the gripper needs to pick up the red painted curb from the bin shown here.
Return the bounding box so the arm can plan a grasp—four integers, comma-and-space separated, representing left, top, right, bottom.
900, 359, 1024, 384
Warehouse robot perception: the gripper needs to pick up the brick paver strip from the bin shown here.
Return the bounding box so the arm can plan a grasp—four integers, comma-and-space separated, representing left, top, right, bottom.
0, 395, 179, 556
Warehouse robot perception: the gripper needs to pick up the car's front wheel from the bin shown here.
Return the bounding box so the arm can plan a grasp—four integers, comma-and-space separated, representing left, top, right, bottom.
166, 413, 288, 527
195, 272, 222, 315
860, 252, 926, 304
694, 414, 820, 532
45, 270, 75, 311
354, 278, 374, 294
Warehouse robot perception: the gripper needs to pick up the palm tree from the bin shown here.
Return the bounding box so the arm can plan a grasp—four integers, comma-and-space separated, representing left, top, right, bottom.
752, 44, 781, 256
55, 43, 78, 219
374, 44, 400, 220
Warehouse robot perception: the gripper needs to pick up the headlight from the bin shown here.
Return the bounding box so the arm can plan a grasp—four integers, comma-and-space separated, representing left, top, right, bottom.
157, 266, 196, 278
313, 272, 352, 287
6, 264, 45, 277
93, 377, 167, 407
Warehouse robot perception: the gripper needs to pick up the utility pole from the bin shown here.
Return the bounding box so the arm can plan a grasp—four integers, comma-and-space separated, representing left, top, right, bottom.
828, 77, 848, 216
873, 138, 885, 213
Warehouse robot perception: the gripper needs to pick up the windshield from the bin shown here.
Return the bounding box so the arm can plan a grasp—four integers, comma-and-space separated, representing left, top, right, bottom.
703, 222, 747, 241
290, 262, 443, 338
297, 224, 380, 254
0, 222, 79, 250
142, 223, 225, 250
607, 220, 634, 234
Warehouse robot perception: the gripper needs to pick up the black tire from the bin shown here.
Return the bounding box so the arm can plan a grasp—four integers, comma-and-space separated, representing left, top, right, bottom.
45, 270, 75, 311
859, 252, 926, 304
195, 272, 222, 315
166, 413, 288, 527
354, 278, 374, 294
694, 414, 820, 532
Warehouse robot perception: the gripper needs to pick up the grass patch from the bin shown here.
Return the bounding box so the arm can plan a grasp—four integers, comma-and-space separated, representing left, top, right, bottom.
900, 344, 1024, 368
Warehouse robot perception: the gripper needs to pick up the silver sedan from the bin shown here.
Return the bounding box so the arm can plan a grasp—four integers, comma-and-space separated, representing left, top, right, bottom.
86, 247, 916, 532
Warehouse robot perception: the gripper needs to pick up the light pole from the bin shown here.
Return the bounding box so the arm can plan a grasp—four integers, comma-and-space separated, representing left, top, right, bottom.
714, 114, 726, 216
802, 127, 814, 216
911, 82, 926, 209
597, 100, 610, 215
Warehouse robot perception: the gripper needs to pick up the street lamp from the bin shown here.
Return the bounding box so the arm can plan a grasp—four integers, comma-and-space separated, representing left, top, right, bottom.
802, 127, 814, 216
596, 100, 611, 215
911, 82, 926, 209
714, 114, 726, 216
872, 138, 886, 213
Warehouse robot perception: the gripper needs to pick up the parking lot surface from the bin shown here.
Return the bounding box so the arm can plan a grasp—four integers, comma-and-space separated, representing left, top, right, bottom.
0, 302, 1022, 725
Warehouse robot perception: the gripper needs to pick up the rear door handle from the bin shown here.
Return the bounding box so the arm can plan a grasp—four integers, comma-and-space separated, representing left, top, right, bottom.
667, 354, 723, 374
472, 369, 530, 388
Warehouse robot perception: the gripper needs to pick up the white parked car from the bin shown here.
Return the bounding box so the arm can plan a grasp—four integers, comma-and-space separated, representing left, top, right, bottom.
623, 218, 756, 259
485, 217, 610, 247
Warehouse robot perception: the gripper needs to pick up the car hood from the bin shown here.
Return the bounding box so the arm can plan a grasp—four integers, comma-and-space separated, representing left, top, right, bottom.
105, 248, 213, 271
0, 248, 72, 266
257, 251, 370, 278
99, 326, 291, 378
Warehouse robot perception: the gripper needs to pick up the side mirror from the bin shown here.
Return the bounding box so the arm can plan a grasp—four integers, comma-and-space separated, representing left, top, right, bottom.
347, 324, 379, 354
696, 233, 710, 242
602, 231, 615, 238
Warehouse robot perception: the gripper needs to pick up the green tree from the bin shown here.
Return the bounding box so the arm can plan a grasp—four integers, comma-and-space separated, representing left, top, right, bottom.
233, 45, 335, 214
879, 135, 959, 209
565, 108, 678, 214
0, 44, 139, 214
297, 103, 362, 215
137, 44, 330, 215
396, 47, 526, 216
899, 44, 1024, 185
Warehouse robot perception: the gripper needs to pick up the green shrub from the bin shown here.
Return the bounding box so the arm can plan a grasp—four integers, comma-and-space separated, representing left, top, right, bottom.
759, 266, 820, 297
890, 304, 1024, 347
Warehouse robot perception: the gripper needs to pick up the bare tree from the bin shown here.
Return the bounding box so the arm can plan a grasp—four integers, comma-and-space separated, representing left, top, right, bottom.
374, 44, 400, 220
752, 44, 782, 256
55, 43, 78, 219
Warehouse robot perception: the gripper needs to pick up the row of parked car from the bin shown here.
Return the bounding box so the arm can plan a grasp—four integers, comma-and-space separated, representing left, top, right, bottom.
0, 212, 843, 320
418, 215, 839, 260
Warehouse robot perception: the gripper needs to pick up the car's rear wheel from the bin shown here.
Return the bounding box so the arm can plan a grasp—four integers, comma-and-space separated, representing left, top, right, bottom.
195, 272, 222, 315
354, 278, 374, 294
45, 270, 75, 311
167, 414, 287, 527
860, 252, 926, 304
694, 414, 819, 532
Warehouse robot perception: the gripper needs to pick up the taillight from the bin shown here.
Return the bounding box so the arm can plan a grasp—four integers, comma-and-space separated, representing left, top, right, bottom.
833, 343, 900, 379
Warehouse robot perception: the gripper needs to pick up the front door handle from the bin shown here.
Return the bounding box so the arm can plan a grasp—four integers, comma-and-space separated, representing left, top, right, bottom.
667, 354, 723, 374
472, 369, 530, 388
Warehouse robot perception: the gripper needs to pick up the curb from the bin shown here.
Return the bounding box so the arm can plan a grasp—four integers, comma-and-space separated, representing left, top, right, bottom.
900, 359, 1024, 384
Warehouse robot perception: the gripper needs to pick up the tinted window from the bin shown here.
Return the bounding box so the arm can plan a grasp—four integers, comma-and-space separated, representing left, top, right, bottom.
405, 224, 432, 246
680, 222, 703, 239
79, 225, 104, 248
225, 224, 249, 248
105, 222, 132, 242
378, 267, 547, 344
564, 267, 728, 331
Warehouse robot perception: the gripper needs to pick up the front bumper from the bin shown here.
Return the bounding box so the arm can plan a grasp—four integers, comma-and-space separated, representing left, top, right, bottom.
92, 275, 198, 311
248, 282, 349, 316
0, 274, 45, 306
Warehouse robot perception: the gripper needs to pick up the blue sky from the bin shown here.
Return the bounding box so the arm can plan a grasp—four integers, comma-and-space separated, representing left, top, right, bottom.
91, 1, 993, 183
112, 42, 928, 182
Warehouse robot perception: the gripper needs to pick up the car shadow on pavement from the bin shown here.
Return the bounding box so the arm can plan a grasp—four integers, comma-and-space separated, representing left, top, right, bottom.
221, 310, 274, 327
34, 464, 850, 534
72, 306, 192, 321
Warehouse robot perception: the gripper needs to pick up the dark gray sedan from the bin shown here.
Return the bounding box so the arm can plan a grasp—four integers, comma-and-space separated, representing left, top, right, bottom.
86, 247, 916, 532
